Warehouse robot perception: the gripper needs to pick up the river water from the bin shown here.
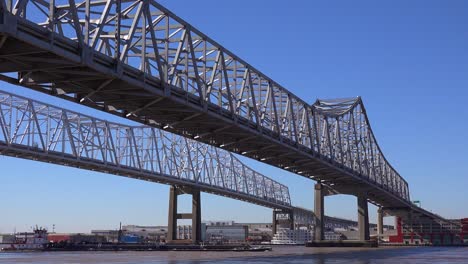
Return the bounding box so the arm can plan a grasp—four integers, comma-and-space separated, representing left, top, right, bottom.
0, 246, 467, 263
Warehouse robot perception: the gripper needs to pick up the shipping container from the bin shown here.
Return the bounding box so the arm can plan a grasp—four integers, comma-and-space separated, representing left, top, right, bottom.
48, 234, 71, 243
121, 234, 140, 244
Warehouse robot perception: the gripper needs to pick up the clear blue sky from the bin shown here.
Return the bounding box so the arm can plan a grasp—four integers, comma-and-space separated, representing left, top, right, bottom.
1, 0, 467, 233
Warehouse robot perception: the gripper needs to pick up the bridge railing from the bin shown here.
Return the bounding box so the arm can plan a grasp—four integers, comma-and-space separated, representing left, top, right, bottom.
0, 0, 409, 202
0, 89, 291, 207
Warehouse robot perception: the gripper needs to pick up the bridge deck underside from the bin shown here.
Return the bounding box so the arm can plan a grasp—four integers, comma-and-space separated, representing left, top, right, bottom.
0, 19, 408, 209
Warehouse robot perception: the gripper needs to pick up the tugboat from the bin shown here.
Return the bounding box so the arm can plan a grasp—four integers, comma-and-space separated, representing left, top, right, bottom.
1, 226, 48, 251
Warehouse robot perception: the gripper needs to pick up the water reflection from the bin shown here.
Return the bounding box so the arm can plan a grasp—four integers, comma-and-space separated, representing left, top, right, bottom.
0, 246, 466, 264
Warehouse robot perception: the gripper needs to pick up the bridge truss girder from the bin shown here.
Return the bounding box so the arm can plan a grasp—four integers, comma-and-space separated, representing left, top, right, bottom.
0, 0, 410, 208
0, 89, 291, 209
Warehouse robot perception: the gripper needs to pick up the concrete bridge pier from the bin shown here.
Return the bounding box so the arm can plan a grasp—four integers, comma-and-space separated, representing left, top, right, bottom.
167, 185, 201, 244
272, 210, 277, 236
377, 207, 384, 236
314, 183, 371, 242
357, 194, 370, 241
314, 183, 325, 241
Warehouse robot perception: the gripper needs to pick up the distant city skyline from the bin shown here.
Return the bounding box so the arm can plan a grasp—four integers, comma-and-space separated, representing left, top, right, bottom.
1, 0, 468, 233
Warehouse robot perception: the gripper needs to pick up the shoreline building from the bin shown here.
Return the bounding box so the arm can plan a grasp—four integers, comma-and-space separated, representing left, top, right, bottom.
271, 229, 314, 245
205, 221, 248, 244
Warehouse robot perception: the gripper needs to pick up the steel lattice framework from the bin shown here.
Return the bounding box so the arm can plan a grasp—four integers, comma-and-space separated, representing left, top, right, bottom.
0, 89, 291, 209
0, 0, 418, 211
312, 98, 409, 200
0, 88, 394, 230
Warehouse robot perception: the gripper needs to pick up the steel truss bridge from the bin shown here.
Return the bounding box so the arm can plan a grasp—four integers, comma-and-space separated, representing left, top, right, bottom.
0, 89, 292, 209
0, 88, 358, 231
0, 0, 456, 240
0, 0, 410, 207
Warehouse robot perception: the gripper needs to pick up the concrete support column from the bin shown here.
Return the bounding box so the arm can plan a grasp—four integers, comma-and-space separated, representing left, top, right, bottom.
191, 188, 201, 244
395, 216, 399, 231
166, 186, 202, 244
272, 210, 278, 236
314, 183, 324, 241
289, 211, 295, 230
377, 207, 384, 236
167, 186, 178, 242
409, 211, 414, 234
357, 195, 370, 241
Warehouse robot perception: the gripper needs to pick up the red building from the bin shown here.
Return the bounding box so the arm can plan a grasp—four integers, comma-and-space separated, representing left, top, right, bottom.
389, 217, 467, 245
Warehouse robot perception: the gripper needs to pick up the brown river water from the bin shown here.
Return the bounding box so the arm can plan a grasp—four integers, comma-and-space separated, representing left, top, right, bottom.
0, 246, 467, 263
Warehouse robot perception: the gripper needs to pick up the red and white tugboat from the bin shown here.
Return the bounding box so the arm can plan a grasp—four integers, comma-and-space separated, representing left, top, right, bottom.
1, 226, 48, 251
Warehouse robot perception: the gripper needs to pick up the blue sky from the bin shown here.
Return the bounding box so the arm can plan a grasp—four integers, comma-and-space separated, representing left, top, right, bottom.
1, 0, 468, 233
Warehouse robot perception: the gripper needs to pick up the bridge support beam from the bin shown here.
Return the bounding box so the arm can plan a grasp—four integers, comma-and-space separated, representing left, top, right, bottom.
314, 183, 325, 241
357, 195, 370, 241
167, 185, 202, 244
272, 210, 278, 236
192, 188, 202, 243
289, 212, 295, 230
377, 207, 384, 237
167, 186, 178, 242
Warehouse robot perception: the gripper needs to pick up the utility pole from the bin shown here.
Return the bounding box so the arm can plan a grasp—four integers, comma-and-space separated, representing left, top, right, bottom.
118, 222, 122, 243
